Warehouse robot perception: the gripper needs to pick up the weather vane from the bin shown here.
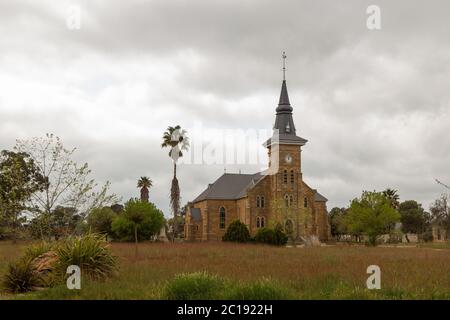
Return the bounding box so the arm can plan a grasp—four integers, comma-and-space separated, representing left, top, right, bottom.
282, 51, 287, 80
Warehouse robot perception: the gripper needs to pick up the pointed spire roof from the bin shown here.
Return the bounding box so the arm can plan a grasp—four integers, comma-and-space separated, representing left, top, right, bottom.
263, 52, 308, 148
276, 80, 293, 112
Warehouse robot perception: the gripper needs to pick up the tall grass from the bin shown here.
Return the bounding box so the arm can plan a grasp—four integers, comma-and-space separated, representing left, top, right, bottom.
1, 241, 449, 299
163, 272, 225, 300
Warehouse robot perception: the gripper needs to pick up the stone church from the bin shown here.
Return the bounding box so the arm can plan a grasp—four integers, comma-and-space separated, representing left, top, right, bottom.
184, 71, 331, 243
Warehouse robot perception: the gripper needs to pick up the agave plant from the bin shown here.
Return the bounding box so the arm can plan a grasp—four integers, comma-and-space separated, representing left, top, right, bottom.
2, 259, 40, 293
55, 233, 117, 281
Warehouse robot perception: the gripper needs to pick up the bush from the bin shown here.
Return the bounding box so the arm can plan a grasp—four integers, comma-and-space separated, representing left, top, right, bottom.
2, 259, 40, 293
421, 230, 433, 242
226, 278, 292, 300
222, 220, 250, 243
55, 233, 117, 280
274, 224, 288, 245
254, 227, 288, 246
255, 228, 276, 244
163, 272, 225, 300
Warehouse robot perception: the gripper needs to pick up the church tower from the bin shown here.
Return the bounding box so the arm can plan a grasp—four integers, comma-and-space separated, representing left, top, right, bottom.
263, 52, 311, 240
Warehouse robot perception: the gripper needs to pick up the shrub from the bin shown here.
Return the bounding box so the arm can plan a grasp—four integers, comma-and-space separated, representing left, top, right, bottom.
274, 224, 288, 245
421, 230, 433, 242
2, 259, 40, 293
254, 227, 288, 246
55, 233, 117, 280
163, 272, 225, 300
222, 220, 250, 243
226, 278, 292, 300
255, 228, 275, 244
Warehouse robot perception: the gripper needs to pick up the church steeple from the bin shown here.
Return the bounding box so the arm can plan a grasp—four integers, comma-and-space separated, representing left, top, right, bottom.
264, 52, 307, 147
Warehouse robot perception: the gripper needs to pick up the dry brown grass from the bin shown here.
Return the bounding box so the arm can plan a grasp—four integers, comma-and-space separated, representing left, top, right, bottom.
1, 241, 449, 299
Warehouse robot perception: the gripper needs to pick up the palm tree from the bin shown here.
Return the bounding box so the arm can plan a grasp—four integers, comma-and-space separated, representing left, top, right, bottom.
383, 188, 400, 210
161, 125, 189, 241
137, 177, 152, 202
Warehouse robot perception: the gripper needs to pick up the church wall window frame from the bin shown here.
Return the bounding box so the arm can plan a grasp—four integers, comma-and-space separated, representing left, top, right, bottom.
256, 216, 266, 229
304, 197, 308, 208
283, 170, 288, 184
290, 170, 295, 184
219, 207, 226, 229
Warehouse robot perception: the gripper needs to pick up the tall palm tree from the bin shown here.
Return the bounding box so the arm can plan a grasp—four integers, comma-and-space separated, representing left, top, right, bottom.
383, 188, 400, 210
161, 125, 189, 241
137, 177, 152, 202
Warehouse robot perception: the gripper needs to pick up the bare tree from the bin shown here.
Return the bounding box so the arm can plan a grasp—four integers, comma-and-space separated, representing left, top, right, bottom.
14, 134, 120, 238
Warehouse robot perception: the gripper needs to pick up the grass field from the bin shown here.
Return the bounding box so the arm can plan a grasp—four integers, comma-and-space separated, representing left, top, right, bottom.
0, 241, 449, 300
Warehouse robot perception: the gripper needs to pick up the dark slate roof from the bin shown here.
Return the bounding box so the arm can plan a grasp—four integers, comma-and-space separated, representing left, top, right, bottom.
190, 208, 201, 221
314, 191, 328, 202
193, 173, 263, 202
265, 80, 307, 147
276, 80, 292, 112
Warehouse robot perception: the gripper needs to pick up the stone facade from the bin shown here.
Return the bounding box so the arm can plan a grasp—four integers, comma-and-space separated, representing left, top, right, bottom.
184, 78, 331, 243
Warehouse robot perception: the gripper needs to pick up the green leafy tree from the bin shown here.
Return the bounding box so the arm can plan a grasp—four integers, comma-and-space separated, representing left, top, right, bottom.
328, 207, 348, 241
161, 125, 189, 241
87, 207, 117, 240
222, 220, 250, 243
14, 134, 120, 239
137, 177, 152, 203
0, 150, 47, 242
344, 191, 400, 246
398, 200, 428, 242
112, 199, 165, 256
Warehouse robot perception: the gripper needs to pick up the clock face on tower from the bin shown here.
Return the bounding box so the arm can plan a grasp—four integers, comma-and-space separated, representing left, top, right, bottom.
284, 153, 292, 164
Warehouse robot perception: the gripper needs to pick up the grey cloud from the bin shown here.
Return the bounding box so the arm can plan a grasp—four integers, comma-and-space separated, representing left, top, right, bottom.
0, 0, 449, 215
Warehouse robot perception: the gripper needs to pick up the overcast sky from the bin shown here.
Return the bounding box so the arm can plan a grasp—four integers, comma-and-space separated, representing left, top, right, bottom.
1, 0, 449, 216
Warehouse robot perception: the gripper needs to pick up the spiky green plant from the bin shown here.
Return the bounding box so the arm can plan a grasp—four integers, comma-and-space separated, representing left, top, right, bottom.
2, 259, 40, 293
55, 233, 117, 281
23, 242, 55, 261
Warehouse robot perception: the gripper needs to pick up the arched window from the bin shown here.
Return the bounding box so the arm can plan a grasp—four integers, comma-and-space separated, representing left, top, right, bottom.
289, 195, 294, 206
260, 196, 265, 208
256, 217, 261, 228
256, 196, 261, 208
304, 197, 308, 208
261, 217, 265, 228
219, 207, 226, 229
283, 170, 288, 184
290, 170, 295, 184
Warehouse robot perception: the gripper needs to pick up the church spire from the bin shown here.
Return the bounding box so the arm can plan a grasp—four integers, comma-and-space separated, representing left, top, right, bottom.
263, 52, 308, 148
276, 52, 293, 112
274, 52, 294, 132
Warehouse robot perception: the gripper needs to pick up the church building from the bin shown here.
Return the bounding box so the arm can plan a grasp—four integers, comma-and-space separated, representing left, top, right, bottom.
184, 58, 331, 243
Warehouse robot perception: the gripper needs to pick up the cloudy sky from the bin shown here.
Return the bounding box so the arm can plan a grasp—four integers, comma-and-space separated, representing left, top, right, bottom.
1, 0, 449, 216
